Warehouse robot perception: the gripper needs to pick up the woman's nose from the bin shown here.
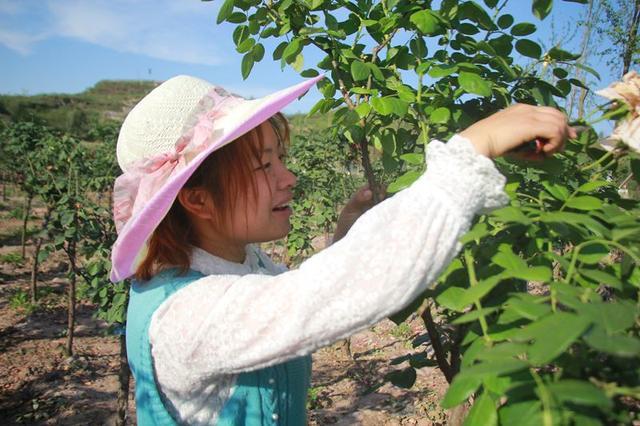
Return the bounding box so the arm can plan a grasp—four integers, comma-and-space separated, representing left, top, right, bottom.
278, 165, 297, 190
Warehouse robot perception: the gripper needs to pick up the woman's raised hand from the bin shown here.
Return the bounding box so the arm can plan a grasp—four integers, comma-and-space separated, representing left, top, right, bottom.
459, 104, 577, 159
332, 184, 386, 244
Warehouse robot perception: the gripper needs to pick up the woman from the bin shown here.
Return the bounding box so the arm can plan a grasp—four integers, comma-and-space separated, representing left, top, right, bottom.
111, 74, 574, 425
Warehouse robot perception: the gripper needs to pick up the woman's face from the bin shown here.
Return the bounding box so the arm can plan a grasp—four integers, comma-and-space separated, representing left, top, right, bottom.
228, 122, 297, 244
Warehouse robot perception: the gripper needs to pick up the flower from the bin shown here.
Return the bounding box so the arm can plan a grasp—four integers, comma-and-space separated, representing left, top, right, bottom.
596, 71, 640, 153
596, 71, 640, 116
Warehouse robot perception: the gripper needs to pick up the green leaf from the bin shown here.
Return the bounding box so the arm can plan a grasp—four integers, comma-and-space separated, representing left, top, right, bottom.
459, 1, 495, 30
458, 71, 492, 97
388, 170, 421, 193
579, 268, 623, 290
576, 301, 637, 333
227, 12, 246, 23
400, 153, 423, 165
477, 342, 529, 362
462, 359, 530, 379
493, 248, 526, 271
497, 14, 514, 29
216, 0, 235, 24
565, 196, 603, 210
553, 67, 569, 79
350, 60, 370, 81
241, 52, 254, 80
460, 222, 490, 244
282, 38, 302, 63
431, 107, 451, 124
464, 393, 497, 426
371, 97, 409, 117
300, 68, 319, 78
442, 375, 483, 408
436, 286, 468, 312
542, 181, 570, 200
290, 53, 304, 72
517, 312, 591, 365
410, 37, 428, 58
236, 37, 255, 53
577, 181, 609, 192
548, 46, 581, 61
515, 39, 542, 59
510, 23, 537, 36
547, 380, 612, 409
428, 64, 458, 78
539, 212, 607, 236
491, 206, 531, 225
505, 296, 551, 321
252, 43, 265, 61
577, 243, 609, 264
366, 63, 385, 81
583, 326, 640, 357
452, 307, 499, 325
410, 10, 440, 34
458, 23, 480, 34
385, 367, 417, 389
574, 62, 601, 80
355, 102, 371, 119
499, 401, 542, 426
532, 0, 552, 20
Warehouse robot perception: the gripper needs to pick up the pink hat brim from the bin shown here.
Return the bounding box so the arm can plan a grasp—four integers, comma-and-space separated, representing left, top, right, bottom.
110, 75, 324, 282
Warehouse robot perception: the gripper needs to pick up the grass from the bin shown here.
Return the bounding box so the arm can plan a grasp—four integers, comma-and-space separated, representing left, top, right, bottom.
7, 206, 24, 219
306, 386, 326, 410
9, 289, 36, 314
390, 322, 413, 340
0, 251, 24, 265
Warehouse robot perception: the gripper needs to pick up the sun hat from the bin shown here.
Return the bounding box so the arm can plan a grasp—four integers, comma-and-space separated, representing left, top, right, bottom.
110, 74, 324, 282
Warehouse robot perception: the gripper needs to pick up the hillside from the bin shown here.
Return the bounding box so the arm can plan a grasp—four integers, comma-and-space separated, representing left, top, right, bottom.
0, 80, 160, 136
0, 80, 327, 138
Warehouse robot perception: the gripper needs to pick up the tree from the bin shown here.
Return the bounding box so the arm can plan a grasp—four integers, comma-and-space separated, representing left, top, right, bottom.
597, 0, 640, 76
213, 0, 640, 423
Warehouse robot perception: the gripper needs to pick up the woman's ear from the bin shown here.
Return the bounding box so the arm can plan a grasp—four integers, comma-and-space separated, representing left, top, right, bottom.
177, 188, 215, 219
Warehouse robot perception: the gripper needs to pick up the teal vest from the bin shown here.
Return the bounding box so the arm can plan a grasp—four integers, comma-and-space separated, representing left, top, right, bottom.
126, 268, 312, 425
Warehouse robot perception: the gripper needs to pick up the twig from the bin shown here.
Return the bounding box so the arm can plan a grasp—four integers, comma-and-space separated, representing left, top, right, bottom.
421, 302, 453, 383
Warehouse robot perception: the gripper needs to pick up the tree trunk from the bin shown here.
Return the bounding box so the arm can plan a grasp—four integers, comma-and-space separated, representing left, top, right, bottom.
30, 208, 51, 304
66, 258, 76, 357
115, 334, 130, 426
21, 194, 33, 259
622, 0, 640, 76
421, 303, 453, 383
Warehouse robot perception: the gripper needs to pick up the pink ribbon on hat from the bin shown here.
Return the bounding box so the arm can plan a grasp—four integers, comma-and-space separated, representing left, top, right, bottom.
113, 89, 242, 233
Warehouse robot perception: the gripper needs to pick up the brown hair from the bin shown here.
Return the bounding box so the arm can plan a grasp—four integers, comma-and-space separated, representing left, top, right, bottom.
135, 113, 290, 281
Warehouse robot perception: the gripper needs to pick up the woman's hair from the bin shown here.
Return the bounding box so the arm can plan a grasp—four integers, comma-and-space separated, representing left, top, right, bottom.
134, 113, 290, 281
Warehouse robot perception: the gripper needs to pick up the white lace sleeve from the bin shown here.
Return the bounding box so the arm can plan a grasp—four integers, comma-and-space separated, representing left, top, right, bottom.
149, 135, 508, 388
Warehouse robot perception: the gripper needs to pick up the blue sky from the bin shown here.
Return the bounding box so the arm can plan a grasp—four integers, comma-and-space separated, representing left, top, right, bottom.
0, 0, 615, 114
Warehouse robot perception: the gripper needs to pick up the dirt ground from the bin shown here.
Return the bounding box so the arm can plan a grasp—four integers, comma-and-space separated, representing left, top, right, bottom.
0, 197, 449, 425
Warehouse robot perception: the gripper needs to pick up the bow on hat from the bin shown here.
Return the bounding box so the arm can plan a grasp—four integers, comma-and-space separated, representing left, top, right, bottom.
113, 89, 242, 234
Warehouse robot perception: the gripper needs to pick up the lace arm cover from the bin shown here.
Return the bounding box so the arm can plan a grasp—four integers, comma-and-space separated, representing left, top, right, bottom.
149, 135, 508, 389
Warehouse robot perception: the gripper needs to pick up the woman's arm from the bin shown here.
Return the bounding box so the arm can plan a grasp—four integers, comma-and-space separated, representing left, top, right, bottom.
150, 105, 574, 390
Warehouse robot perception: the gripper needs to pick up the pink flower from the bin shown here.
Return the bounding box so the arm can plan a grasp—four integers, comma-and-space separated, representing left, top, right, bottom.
596, 71, 640, 153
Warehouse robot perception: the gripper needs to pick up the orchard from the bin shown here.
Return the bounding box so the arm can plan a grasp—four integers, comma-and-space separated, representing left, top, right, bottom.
0, 0, 638, 424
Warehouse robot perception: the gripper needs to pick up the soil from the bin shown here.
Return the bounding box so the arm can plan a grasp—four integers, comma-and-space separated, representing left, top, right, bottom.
0, 197, 449, 425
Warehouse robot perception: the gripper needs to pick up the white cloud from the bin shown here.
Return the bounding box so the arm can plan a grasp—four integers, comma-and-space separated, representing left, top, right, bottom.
0, 29, 46, 55
0, 0, 229, 66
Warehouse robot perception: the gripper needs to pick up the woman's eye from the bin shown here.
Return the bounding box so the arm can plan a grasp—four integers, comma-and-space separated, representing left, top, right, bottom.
255, 162, 271, 171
